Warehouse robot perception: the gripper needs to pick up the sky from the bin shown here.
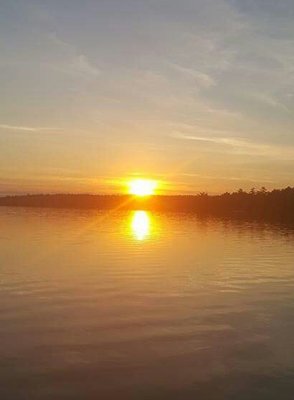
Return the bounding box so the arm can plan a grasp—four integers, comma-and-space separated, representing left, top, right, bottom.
1, 0, 294, 194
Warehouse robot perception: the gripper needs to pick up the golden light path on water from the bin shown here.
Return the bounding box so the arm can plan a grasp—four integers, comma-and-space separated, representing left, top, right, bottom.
131, 210, 151, 241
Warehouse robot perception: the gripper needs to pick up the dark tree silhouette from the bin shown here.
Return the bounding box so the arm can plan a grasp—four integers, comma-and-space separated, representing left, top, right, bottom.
1, 187, 294, 221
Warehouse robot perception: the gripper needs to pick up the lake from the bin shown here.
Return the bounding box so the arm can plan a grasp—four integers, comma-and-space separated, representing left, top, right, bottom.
1, 207, 294, 399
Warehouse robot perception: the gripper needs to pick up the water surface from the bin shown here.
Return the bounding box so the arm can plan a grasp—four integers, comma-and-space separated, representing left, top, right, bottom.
1, 207, 294, 399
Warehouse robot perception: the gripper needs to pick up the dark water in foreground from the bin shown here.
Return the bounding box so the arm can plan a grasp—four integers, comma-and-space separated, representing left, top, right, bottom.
1, 207, 294, 399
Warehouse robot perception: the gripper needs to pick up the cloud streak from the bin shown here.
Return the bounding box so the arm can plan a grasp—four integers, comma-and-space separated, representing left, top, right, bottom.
172, 132, 294, 159
0, 125, 59, 132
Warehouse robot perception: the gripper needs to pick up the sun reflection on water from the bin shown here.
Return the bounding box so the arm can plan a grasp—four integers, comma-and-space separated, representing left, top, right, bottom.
131, 211, 151, 241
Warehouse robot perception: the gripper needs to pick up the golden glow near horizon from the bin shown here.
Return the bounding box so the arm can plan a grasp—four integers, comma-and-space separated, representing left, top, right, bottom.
129, 179, 158, 197
131, 211, 151, 240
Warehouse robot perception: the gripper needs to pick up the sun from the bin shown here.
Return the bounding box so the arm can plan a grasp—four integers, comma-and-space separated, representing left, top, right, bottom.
129, 179, 157, 197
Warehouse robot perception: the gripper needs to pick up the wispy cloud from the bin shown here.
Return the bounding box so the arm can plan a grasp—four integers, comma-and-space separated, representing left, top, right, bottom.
169, 63, 216, 88
177, 172, 275, 184
250, 92, 290, 113
72, 55, 100, 77
50, 53, 101, 79
47, 33, 101, 79
172, 132, 294, 159
0, 124, 59, 132
172, 133, 249, 146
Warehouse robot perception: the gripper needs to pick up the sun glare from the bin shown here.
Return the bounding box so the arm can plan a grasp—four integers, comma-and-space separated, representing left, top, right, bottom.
129, 179, 157, 197
131, 211, 150, 240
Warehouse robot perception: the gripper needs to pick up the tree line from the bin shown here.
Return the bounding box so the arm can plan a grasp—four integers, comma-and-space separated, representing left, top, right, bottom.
0, 186, 294, 220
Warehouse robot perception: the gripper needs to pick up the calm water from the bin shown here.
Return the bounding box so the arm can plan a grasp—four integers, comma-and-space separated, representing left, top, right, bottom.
1, 208, 294, 399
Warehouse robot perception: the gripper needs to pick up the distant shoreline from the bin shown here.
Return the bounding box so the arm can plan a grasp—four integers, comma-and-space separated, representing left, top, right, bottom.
1, 188, 294, 221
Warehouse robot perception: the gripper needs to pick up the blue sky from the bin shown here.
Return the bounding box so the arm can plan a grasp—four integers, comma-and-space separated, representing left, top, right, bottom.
1, 0, 294, 194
